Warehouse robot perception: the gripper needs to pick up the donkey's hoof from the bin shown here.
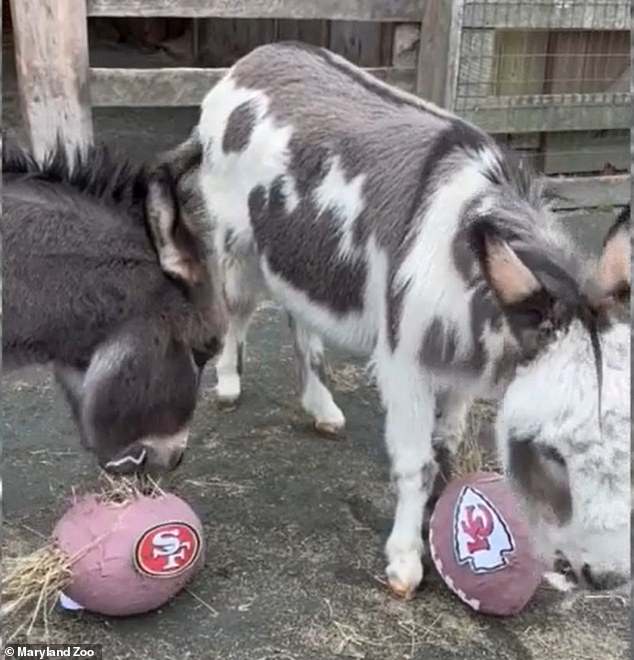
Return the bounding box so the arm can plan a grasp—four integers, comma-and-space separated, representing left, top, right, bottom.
385, 550, 423, 600
216, 395, 240, 410
387, 577, 417, 601
314, 420, 345, 437
215, 387, 241, 409
215, 375, 242, 409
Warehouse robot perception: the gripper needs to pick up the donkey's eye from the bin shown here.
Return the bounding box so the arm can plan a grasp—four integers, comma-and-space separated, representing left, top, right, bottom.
615, 286, 630, 304
518, 309, 543, 325
538, 319, 555, 338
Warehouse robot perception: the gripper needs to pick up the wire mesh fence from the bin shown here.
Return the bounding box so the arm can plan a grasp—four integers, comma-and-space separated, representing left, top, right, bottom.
454, 0, 630, 176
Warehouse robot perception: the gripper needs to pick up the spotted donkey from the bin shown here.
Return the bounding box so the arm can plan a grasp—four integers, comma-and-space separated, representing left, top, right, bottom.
496, 205, 630, 592
155, 43, 630, 597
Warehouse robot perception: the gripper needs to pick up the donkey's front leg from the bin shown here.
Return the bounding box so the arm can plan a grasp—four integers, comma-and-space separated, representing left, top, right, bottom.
378, 357, 437, 599
288, 314, 345, 436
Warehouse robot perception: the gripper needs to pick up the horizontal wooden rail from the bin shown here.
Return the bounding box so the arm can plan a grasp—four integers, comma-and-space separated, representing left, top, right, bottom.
549, 174, 629, 210
462, 0, 629, 30
86, 0, 424, 21
461, 92, 631, 132
91, 67, 227, 106
90, 66, 416, 106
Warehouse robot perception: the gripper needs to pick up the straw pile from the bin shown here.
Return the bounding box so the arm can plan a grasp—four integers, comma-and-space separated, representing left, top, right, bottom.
1, 472, 163, 641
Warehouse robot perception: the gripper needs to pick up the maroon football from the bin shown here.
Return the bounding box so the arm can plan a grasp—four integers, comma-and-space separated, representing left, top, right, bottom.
429, 471, 543, 616
52, 492, 204, 616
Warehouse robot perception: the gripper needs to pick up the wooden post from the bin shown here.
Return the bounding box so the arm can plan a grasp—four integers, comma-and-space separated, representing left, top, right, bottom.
10, 0, 93, 162
416, 0, 462, 109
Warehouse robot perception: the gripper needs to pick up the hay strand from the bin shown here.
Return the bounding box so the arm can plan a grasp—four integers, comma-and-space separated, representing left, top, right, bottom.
2, 471, 166, 640
93, 470, 164, 505
1, 545, 72, 641
451, 401, 500, 478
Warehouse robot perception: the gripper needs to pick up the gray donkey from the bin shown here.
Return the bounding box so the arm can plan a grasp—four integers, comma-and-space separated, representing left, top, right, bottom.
3, 140, 226, 474
155, 42, 630, 597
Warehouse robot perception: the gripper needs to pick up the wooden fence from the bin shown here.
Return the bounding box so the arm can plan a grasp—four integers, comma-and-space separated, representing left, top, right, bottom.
8, 0, 630, 213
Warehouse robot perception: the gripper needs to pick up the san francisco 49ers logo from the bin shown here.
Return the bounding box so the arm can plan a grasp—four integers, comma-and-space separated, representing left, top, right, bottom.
453, 486, 514, 574
134, 522, 201, 578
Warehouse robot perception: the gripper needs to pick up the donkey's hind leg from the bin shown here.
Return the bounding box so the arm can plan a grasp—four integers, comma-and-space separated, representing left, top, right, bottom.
288, 314, 345, 436
215, 253, 263, 406
432, 389, 472, 478
421, 390, 473, 546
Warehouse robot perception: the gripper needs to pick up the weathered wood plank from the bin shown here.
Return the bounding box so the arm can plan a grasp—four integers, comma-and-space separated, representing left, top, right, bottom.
546, 31, 629, 95
556, 208, 622, 254
454, 29, 496, 105
495, 31, 549, 96
462, 0, 629, 30
87, 0, 423, 21
196, 18, 276, 67
90, 67, 227, 106
329, 21, 384, 67
392, 23, 420, 69
543, 130, 629, 176
275, 19, 329, 47
462, 92, 631, 132
549, 174, 629, 210
10, 0, 93, 161
90, 66, 416, 106
417, 0, 455, 106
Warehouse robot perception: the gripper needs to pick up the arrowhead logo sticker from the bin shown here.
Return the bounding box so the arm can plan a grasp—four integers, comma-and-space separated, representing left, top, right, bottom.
453, 486, 515, 573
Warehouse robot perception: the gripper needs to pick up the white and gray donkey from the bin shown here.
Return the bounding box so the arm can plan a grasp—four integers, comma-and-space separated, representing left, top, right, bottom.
497, 205, 630, 592
155, 43, 630, 598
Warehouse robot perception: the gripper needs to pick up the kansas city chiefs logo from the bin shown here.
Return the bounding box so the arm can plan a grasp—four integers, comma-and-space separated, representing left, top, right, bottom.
453, 486, 514, 573
134, 522, 201, 578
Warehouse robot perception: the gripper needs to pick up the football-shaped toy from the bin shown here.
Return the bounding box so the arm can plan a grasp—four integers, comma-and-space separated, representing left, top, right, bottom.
429, 471, 542, 616
2, 487, 204, 622
53, 492, 204, 616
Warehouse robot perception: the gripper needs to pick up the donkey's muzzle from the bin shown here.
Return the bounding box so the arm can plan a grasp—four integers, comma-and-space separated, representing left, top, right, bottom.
101, 428, 189, 475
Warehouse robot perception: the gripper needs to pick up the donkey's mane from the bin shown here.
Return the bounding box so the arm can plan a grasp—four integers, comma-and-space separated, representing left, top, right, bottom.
2, 137, 149, 211
483, 142, 561, 211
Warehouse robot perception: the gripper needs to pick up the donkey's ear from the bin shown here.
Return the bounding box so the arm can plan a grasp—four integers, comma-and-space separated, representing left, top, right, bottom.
597, 207, 630, 302
146, 165, 203, 286
469, 220, 541, 305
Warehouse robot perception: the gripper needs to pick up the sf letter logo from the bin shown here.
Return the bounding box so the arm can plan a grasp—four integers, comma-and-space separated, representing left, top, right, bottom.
135, 522, 201, 577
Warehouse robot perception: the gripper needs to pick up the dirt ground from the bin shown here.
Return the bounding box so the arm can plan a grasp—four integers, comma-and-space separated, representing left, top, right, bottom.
2, 41, 630, 660
3, 308, 631, 660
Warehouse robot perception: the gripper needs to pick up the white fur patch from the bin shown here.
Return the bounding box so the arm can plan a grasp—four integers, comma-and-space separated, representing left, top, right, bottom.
497, 320, 630, 581
199, 76, 294, 248
396, 159, 490, 369
314, 155, 366, 259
